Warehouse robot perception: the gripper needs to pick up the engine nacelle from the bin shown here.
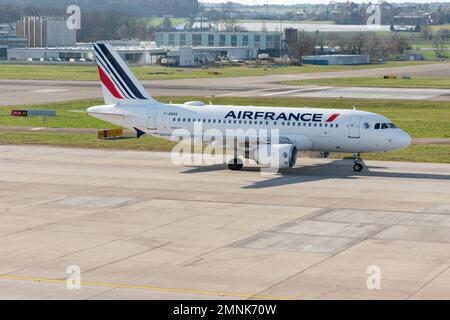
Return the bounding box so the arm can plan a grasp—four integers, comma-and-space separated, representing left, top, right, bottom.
253, 144, 297, 169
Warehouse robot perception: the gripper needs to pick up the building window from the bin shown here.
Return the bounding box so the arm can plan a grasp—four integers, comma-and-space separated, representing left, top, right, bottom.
231, 35, 237, 47
219, 34, 226, 46
266, 35, 274, 48
168, 34, 175, 46
242, 35, 248, 46
208, 34, 214, 46
254, 35, 260, 47
180, 34, 186, 46
192, 34, 202, 46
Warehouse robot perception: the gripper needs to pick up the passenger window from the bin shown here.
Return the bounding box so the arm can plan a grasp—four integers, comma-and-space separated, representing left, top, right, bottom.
374, 123, 380, 129
336, 124, 339, 128
330, 124, 333, 128
324, 123, 328, 127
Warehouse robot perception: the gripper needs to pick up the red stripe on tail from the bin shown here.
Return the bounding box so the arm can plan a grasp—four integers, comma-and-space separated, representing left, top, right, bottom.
97, 66, 123, 99
326, 113, 339, 122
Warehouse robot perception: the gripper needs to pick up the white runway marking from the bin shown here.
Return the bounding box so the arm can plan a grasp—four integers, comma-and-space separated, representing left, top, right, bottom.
30, 89, 69, 93
215, 88, 272, 97
262, 87, 330, 96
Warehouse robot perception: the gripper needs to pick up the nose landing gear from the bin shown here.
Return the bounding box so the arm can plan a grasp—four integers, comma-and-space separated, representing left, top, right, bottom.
352, 153, 364, 172
228, 158, 243, 171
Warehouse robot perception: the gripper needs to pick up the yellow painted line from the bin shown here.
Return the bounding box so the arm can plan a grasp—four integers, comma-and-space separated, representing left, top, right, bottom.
0, 275, 297, 300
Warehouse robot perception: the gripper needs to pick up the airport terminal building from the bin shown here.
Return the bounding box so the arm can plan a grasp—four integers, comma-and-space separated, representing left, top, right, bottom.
156, 31, 283, 57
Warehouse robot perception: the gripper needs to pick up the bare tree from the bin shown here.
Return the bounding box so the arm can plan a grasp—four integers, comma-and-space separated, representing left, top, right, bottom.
222, 18, 247, 32
434, 38, 447, 58
327, 32, 341, 51
390, 35, 409, 56
363, 32, 382, 61
349, 32, 365, 55
422, 24, 432, 40
289, 31, 314, 64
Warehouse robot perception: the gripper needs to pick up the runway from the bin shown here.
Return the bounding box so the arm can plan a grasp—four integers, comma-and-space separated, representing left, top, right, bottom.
1, 145, 450, 299
1, 62, 450, 105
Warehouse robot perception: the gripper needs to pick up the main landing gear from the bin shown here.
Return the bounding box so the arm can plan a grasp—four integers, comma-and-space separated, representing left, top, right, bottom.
352, 153, 364, 172
228, 158, 243, 171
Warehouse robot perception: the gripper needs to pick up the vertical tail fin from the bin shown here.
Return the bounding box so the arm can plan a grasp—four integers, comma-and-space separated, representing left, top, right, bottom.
93, 43, 153, 104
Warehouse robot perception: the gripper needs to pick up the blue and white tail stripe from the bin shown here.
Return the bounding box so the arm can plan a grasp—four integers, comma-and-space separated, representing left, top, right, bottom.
93, 42, 152, 104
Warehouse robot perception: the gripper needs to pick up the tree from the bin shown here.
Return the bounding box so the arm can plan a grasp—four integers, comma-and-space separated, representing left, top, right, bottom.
289, 31, 314, 64
161, 17, 173, 31
349, 32, 366, 55
363, 33, 382, 61
434, 38, 446, 58
422, 24, 432, 40
390, 35, 409, 56
222, 18, 246, 32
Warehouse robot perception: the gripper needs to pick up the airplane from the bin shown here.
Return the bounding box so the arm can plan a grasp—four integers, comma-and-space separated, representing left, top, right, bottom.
87, 43, 411, 172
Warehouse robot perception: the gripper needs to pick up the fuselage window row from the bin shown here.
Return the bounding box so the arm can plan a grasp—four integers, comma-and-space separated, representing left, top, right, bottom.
172, 117, 339, 128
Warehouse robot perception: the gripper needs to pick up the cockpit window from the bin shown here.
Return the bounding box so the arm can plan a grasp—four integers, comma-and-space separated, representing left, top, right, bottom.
381, 123, 389, 129
388, 123, 397, 128
374, 123, 380, 129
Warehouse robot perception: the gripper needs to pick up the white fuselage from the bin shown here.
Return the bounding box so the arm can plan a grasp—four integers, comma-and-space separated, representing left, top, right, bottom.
87, 100, 411, 153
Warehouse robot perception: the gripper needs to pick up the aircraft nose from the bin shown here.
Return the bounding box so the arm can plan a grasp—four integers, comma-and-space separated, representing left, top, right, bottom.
397, 130, 411, 149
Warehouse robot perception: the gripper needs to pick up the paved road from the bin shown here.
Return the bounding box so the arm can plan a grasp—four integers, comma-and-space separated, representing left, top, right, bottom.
1, 63, 450, 105
0, 145, 450, 299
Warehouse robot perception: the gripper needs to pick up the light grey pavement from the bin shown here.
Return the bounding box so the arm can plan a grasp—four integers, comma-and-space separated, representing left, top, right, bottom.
1, 62, 450, 105
0, 145, 450, 299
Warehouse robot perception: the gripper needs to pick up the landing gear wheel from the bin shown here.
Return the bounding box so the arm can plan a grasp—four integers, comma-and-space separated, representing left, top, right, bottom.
353, 163, 363, 172
352, 153, 363, 172
228, 159, 243, 171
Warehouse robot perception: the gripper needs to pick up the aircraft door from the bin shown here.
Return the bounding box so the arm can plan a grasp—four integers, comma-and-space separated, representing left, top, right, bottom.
348, 115, 361, 138
147, 109, 158, 130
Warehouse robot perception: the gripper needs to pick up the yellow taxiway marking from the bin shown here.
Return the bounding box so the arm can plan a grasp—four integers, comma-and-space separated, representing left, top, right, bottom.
0, 275, 296, 300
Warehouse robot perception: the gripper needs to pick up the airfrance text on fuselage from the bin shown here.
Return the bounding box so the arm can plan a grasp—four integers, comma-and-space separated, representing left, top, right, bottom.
224, 111, 338, 122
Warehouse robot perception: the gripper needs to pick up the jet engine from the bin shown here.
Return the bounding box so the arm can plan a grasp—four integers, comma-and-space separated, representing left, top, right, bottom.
253, 144, 297, 169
